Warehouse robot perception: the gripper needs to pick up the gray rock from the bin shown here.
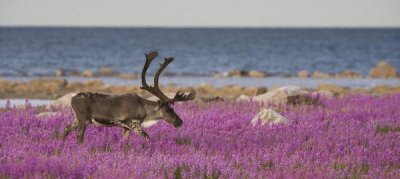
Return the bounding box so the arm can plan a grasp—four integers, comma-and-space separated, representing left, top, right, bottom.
248, 70, 266, 78
236, 94, 250, 101
253, 86, 308, 105
251, 108, 290, 126
368, 61, 397, 78
36, 112, 62, 118
297, 70, 309, 78
81, 70, 95, 77
227, 69, 247, 77
46, 92, 76, 109
312, 90, 335, 98
312, 70, 332, 78
54, 69, 66, 77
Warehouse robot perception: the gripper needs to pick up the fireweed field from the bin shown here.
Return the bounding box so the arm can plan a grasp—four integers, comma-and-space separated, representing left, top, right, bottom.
0, 95, 400, 178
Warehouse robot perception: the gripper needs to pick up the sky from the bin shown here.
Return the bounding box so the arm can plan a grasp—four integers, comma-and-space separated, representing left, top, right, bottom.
1, 0, 399, 27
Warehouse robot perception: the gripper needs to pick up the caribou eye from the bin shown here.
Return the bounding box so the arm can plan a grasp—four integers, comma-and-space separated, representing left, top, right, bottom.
157, 101, 169, 107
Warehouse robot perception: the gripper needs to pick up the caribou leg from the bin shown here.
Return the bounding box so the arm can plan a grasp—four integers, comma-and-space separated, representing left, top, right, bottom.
122, 129, 130, 139
77, 120, 89, 144
109, 120, 134, 139
76, 113, 91, 144
131, 120, 149, 139
121, 120, 149, 139
63, 119, 79, 140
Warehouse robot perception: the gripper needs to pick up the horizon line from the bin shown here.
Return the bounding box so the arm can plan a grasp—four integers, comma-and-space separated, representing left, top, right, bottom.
1, 25, 400, 29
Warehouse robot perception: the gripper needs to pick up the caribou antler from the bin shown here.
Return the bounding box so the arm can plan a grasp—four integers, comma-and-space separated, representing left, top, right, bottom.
140, 51, 195, 103
141, 51, 170, 102
172, 90, 196, 103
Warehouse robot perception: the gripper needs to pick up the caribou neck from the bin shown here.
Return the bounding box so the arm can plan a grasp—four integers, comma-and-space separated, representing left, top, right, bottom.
141, 99, 163, 121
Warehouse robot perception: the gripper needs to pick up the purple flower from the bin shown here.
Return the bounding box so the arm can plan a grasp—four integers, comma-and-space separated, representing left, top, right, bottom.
0, 94, 399, 178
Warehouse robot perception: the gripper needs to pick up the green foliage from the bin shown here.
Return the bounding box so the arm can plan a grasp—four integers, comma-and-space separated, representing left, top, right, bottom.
376, 125, 400, 134
173, 167, 182, 179
174, 137, 192, 146
333, 162, 346, 171
260, 161, 274, 170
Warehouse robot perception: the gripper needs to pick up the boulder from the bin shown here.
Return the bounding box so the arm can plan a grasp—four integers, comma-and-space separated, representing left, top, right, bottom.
297, 70, 309, 78
253, 86, 309, 105
36, 112, 62, 118
54, 69, 66, 77
311, 71, 332, 78
236, 94, 250, 101
251, 108, 290, 126
81, 70, 95, 77
336, 70, 361, 78
368, 61, 397, 78
312, 90, 335, 98
242, 86, 268, 96
248, 70, 266, 78
99, 67, 118, 76
212, 72, 228, 78
46, 92, 76, 109
227, 69, 247, 77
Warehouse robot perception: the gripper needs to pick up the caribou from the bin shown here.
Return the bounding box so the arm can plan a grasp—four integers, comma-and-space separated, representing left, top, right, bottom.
62, 51, 195, 144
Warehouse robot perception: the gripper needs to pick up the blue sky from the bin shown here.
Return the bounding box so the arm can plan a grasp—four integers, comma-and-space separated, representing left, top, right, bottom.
1, 0, 399, 27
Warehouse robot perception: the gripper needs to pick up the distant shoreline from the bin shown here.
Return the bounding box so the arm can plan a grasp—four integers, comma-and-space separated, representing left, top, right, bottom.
2, 76, 400, 88
1, 77, 400, 101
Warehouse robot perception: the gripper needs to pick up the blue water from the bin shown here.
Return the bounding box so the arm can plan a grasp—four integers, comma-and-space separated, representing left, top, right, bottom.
0, 27, 399, 77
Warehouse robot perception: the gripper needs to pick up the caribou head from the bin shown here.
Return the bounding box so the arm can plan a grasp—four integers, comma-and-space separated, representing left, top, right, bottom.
140, 51, 195, 127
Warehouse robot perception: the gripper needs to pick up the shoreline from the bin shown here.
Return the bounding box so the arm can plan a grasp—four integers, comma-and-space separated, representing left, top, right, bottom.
0, 99, 53, 107
1, 77, 400, 102
2, 76, 400, 88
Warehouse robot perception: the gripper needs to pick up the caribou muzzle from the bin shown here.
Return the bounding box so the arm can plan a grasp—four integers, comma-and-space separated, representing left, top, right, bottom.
174, 119, 183, 128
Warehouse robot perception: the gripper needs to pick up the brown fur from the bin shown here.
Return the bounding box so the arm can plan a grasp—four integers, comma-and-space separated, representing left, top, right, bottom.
63, 51, 194, 144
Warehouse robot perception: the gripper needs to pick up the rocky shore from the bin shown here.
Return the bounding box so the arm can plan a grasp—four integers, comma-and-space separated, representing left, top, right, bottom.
1, 77, 400, 101
7, 60, 399, 80
217, 60, 398, 79
0, 60, 399, 101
